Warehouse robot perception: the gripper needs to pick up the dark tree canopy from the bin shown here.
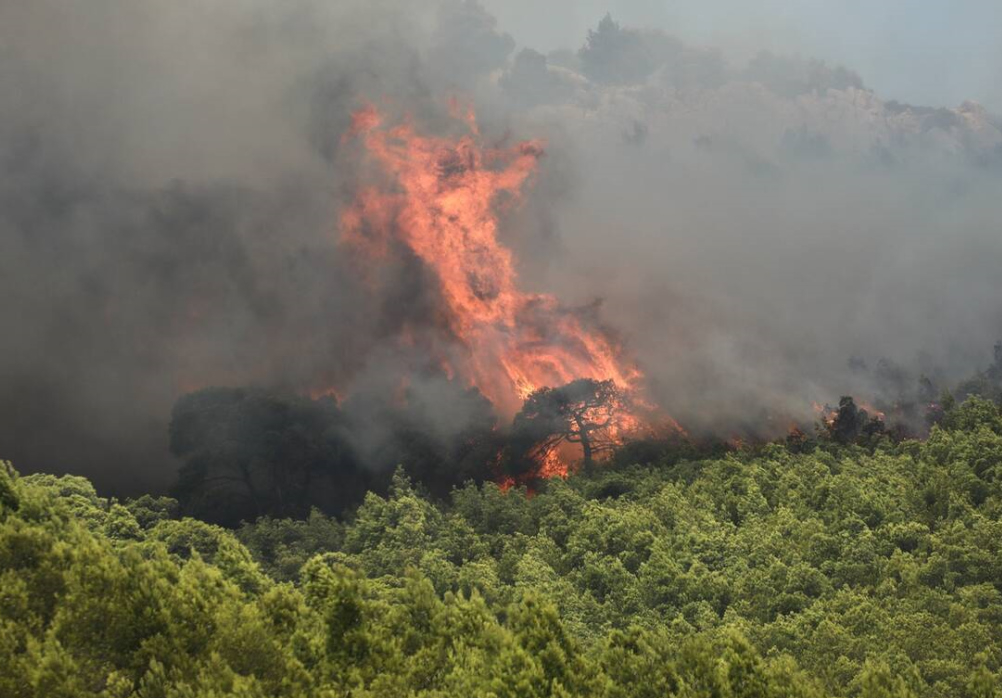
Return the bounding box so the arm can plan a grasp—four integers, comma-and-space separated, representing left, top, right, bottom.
341, 381, 501, 499
826, 396, 885, 446
508, 378, 630, 477
169, 387, 362, 526
169, 381, 501, 525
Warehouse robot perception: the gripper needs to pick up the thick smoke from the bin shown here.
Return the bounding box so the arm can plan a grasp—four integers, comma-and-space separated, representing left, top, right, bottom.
0, 0, 451, 491
1, 1, 1001, 492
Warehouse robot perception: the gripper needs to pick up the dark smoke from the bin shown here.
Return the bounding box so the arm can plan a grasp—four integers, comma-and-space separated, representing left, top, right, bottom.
0, 0, 509, 492
1, 2, 1001, 495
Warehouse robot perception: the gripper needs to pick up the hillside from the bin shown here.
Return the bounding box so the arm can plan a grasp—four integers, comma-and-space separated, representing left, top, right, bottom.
503, 17, 1002, 169
3, 397, 1002, 697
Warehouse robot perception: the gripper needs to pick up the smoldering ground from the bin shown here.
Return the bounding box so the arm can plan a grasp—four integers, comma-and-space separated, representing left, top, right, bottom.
1, 0, 1001, 492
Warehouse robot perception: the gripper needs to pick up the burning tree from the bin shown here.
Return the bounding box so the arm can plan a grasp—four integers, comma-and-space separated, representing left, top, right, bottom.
824, 396, 885, 445
332, 105, 658, 488
339, 104, 641, 420
508, 378, 631, 476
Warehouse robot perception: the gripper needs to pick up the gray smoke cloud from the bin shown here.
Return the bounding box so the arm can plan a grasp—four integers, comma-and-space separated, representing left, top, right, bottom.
1, 1, 1000, 491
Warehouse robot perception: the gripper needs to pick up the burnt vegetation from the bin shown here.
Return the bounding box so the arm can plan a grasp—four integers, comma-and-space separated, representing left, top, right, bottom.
508, 378, 629, 472
166, 343, 1002, 528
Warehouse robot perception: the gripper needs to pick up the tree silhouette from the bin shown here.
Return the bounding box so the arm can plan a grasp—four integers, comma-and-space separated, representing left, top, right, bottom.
509, 378, 629, 474
578, 14, 655, 85
169, 387, 361, 525
827, 396, 884, 445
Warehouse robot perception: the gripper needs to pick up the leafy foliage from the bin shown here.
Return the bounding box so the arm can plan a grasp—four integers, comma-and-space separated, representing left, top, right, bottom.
4, 398, 1002, 696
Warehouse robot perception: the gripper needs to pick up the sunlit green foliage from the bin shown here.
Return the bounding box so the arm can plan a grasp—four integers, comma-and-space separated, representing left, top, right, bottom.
4, 398, 1002, 696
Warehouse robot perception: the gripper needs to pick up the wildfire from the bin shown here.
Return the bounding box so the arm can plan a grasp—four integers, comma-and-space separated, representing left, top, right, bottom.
812, 398, 886, 426
855, 400, 886, 421
337, 103, 661, 479
340, 104, 642, 420
812, 401, 838, 428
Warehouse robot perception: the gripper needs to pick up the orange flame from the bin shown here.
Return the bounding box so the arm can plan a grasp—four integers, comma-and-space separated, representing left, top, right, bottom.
340, 104, 642, 423
855, 400, 886, 421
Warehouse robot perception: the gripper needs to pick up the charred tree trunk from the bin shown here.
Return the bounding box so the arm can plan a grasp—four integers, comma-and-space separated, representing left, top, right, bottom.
574, 414, 595, 471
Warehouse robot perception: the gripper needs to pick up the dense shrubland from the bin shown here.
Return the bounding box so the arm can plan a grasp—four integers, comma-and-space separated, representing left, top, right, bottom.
3, 397, 1002, 696
165, 344, 1002, 529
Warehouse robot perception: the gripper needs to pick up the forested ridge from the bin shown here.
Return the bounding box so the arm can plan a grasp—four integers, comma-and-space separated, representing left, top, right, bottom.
3, 398, 1002, 697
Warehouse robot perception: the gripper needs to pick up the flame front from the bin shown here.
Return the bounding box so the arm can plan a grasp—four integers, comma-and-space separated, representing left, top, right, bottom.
340, 104, 641, 421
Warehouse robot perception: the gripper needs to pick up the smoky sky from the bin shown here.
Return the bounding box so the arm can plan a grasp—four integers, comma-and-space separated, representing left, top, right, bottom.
1, 0, 1001, 492
480, 0, 1002, 112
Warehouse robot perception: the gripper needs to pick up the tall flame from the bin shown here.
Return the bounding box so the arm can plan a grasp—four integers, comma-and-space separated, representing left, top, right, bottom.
340, 104, 641, 419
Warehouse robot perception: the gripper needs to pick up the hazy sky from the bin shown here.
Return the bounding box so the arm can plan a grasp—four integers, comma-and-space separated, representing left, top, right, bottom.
481, 0, 1002, 111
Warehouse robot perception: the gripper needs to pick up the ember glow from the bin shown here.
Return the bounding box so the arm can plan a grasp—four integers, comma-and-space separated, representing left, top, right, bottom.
337, 104, 664, 476
341, 105, 642, 415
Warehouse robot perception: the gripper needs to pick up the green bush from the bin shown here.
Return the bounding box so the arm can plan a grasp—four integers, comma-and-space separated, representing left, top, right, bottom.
4, 398, 1002, 696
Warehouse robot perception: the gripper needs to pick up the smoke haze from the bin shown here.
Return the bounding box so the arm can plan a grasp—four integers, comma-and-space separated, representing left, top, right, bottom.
2, 0, 1001, 492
